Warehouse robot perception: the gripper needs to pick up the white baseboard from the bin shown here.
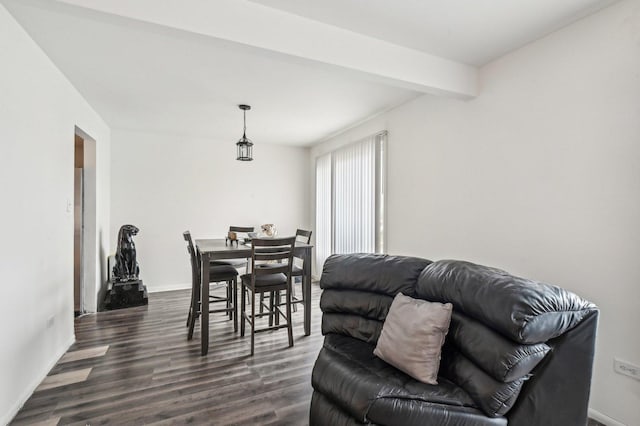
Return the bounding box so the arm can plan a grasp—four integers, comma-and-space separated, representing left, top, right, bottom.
589, 408, 627, 426
2, 335, 75, 426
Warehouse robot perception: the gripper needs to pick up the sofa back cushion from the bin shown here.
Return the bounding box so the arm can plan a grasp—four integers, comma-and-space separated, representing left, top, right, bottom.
416, 260, 597, 344
440, 344, 529, 417
321, 312, 384, 344
448, 311, 551, 382
320, 290, 392, 344
321, 254, 432, 297
320, 254, 432, 344
439, 311, 552, 417
320, 289, 392, 320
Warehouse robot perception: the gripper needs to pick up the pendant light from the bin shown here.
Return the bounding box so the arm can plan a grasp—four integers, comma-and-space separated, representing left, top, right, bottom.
236, 104, 253, 161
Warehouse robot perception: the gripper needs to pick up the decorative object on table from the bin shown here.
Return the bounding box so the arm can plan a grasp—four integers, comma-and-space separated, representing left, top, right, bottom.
236, 104, 253, 161
104, 224, 148, 310
260, 223, 277, 237
242, 231, 256, 244
226, 231, 239, 246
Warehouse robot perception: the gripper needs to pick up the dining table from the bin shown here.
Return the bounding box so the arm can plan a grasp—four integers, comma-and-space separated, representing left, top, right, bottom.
195, 238, 313, 356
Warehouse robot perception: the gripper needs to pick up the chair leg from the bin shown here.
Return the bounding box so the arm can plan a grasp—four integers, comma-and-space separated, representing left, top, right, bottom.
260, 292, 273, 327
187, 310, 196, 340
227, 282, 232, 320
187, 290, 199, 341
240, 283, 246, 337
292, 277, 298, 313
187, 282, 197, 326
244, 260, 251, 307
274, 291, 280, 326
186, 289, 193, 326
250, 288, 256, 356
286, 285, 293, 348
233, 278, 238, 332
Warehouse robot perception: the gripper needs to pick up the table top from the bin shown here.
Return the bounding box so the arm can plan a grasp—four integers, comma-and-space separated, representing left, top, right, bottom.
195, 238, 312, 258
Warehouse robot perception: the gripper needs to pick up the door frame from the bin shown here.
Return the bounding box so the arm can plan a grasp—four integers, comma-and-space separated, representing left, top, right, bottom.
74, 127, 98, 312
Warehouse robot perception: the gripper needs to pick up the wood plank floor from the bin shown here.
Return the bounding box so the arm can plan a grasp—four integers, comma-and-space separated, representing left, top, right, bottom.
11, 284, 324, 425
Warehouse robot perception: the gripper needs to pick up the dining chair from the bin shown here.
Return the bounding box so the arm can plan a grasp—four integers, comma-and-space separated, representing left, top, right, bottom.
259, 228, 312, 314
227, 226, 256, 304
228, 225, 255, 247
290, 229, 312, 312
209, 226, 255, 268
240, 236, 296, 356
183, 231, 238, 338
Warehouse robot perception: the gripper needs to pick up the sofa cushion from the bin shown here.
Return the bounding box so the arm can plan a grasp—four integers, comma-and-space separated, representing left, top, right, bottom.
373, 293, 452, 385
321, 289, 393, 320
440, 344, 529, 417
416, 260, 597, 344
311, 390, 507, 426
310, 392, 364, 426
322, 312, 383, 344
312, 334, 505, 425
366, 396, 507, 426
448, 311, 551, 382
321, 254, 432, 297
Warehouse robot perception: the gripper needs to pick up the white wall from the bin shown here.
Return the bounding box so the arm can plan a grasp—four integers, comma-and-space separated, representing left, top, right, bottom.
0, 5, 111, 424
311, 1, 640, 424
110, 129, 310, 292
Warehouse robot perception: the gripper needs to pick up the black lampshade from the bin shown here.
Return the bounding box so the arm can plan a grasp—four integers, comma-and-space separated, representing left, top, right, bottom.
236, 104, 253, 161
236, 136, 253, 161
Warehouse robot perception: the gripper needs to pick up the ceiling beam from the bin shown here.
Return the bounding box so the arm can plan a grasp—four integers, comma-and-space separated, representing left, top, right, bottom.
54, 0, 478, 98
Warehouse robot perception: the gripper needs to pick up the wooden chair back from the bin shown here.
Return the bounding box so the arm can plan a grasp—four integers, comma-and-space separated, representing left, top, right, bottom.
295, 229, 312, 244
229, 226, 254, 233
293, 229, 312, 267
183, 231, 201, 289
249, 237, 296, 280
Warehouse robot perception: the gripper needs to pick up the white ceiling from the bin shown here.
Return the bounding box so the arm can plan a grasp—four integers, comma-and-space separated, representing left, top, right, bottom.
248, 0, 616, 66
2, 0, 616, 146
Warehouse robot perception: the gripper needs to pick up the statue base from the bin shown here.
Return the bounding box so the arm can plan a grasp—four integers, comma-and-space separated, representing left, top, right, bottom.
104, 279, 148, 310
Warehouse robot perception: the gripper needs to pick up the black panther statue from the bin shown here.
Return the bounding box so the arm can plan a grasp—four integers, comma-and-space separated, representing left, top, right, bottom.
113, 224, 140, 282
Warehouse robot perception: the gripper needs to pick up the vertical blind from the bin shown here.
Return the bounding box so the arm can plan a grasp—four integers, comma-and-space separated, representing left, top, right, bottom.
315, 132, 386, 271
332, 137, 376, 254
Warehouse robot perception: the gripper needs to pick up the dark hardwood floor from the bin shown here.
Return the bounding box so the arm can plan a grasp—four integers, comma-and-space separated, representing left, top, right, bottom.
10, 283, 604, 426
11, 284, 324, 425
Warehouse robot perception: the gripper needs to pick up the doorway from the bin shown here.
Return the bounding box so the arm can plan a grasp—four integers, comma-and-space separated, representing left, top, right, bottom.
74, 134, 84, 315
74, 128, 97, 315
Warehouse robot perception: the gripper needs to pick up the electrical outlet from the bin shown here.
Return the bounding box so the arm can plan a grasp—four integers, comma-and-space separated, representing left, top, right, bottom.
614, 358, 640, 380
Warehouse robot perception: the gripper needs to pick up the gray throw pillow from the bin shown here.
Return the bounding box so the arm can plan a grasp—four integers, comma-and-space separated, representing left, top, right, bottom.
373, 293, 453, 385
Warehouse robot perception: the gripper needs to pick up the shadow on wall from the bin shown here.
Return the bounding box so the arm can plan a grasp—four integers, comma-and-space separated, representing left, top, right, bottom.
97, 229, 108, 311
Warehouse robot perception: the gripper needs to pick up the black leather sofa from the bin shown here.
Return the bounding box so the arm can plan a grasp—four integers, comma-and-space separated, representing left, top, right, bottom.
310, 254, 598, 426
